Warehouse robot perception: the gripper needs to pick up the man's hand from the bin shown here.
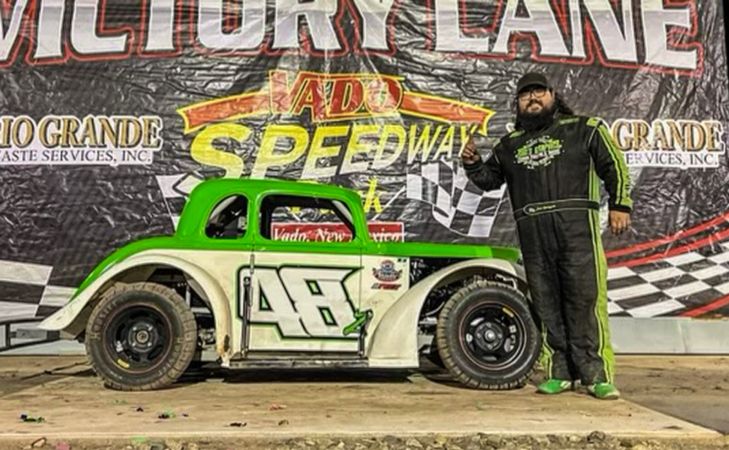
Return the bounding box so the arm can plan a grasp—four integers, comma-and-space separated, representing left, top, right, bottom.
461, 137, 481, 165
609, 210, 631, 235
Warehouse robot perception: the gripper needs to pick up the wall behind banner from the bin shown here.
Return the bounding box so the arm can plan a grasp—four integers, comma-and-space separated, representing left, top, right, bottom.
1, 0, 728, 353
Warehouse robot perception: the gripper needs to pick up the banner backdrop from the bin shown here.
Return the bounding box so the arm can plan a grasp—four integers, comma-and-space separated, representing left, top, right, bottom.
1, 0, 728, 351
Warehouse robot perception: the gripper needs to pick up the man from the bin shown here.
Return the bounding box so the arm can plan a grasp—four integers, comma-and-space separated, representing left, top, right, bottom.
461, 72, 632, 400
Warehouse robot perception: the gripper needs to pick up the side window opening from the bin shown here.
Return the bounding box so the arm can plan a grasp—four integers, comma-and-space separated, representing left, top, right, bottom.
260, 195, 355, 243
206, 195, 248, 239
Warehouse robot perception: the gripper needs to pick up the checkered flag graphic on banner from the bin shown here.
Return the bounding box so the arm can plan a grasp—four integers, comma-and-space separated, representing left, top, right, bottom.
606, 212, 729, 318
607, 241, 729, 317
0, 260, 73, 352
406, 159, 506, 238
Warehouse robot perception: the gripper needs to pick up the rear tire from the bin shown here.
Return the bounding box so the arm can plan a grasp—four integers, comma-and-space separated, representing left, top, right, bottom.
85, 282, 197, 391
436, 280, 540, 390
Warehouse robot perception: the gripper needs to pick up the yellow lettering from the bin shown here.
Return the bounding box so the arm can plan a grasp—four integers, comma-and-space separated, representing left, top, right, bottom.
681, 121, 705, 151
457, 125, 479, 157
633, 120, 650, 150
666, 120, 682, 150
252, 124, 308, 178
432, 125, 455, 159
99, 117, 117, 147
191, 123, 251, 178
373, 124, 405, 170
704, 121, 723, 151
0, 117, 12, 148
142, 117, 163, 148
652, 120, 670, 150
117, 118, 143, 148
39, 117, 61, 148
407, 125, 442, 164
81, 116, 100, 148
302, 125, 348, 179
13, 117, 34, 148
362, 177, 383, 214
613, 119, 634, 150
60, 117, 81, 147
341, 124, 377, 175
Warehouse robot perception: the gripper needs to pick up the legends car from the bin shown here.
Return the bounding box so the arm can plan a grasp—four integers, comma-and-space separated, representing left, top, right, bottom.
40, 178, 539, 391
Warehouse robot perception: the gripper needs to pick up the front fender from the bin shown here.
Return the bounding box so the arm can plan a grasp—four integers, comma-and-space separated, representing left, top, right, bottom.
38, 252, 233, 362
366, 258, 525, 367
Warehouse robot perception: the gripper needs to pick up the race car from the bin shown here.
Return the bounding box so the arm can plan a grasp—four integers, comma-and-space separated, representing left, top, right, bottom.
40, 178, 539, 390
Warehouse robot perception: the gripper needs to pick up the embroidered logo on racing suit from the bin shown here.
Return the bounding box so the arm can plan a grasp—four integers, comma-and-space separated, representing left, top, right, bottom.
515, 136, 563, 169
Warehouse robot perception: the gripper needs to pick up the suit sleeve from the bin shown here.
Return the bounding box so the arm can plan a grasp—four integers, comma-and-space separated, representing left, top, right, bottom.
587, 119, 633, 213
463, 144, 506, 192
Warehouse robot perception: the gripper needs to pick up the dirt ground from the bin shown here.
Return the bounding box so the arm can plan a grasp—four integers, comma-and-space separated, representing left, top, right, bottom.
616, 356, 729, 435
0, 355, 727, 450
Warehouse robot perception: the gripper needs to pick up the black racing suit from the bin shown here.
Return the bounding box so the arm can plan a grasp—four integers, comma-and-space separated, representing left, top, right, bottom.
465, 114, 632, 385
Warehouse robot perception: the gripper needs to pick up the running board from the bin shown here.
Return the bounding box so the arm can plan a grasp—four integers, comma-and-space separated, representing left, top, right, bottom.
229, 354, 368, 369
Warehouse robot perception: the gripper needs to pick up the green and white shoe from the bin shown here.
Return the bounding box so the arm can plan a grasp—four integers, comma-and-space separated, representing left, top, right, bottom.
537, 379, 573, 395
587, 383, 621, 400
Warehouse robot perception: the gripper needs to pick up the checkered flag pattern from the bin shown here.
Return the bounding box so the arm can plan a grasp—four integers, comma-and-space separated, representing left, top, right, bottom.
0, 260, 73, 352
406, 159, 506, 238
606, 215, 729, 318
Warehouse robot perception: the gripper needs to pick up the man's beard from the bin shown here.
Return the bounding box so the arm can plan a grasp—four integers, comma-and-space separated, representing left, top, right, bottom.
517, 102, 556, 132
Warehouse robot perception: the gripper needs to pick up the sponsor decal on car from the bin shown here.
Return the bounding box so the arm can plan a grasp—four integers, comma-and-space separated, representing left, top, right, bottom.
372, 259, 403, 290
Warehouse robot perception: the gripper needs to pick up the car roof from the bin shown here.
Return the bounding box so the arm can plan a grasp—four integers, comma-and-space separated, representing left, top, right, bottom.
175, 178, 364, 238
188, 177, 360, 201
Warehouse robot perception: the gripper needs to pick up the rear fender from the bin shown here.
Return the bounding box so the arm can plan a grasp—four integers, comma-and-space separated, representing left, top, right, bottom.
39, 253, 234, 363
366, 259, 525, 366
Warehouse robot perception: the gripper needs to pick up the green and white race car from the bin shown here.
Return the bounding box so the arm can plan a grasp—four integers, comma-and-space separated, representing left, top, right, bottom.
40, 178, 540, 390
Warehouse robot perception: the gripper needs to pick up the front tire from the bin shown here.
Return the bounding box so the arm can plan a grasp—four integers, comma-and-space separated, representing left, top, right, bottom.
436, 280, 540, 390
85, 282, 197, 391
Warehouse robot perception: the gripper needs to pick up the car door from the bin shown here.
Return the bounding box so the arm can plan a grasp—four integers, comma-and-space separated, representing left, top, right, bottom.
242, 193, 363, 354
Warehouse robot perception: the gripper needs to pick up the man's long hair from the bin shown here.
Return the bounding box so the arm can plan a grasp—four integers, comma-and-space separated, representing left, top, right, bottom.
514, 91, 575, 131
552, 92, 575, 116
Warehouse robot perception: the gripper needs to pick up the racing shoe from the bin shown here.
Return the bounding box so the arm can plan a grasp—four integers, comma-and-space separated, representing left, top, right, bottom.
537, 379, 573, 395
587, 383, 621, 400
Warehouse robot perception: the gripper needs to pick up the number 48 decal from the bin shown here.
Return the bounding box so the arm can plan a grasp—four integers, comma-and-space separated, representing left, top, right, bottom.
239, 266, 361, 339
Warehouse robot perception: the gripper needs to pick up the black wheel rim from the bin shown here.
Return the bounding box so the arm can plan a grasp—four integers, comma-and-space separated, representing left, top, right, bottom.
103, 304, 172, 373
458, 302, 527, 370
